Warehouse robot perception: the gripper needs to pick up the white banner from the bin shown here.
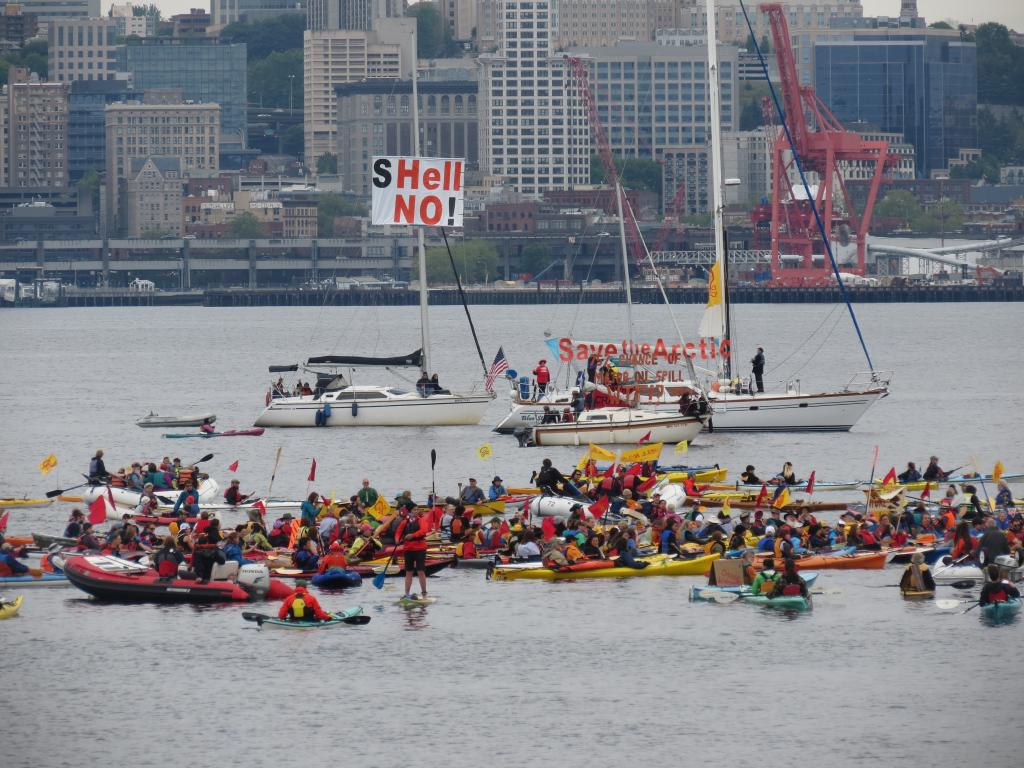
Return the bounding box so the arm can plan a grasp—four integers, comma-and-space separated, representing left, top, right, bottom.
370, 156, 464, 228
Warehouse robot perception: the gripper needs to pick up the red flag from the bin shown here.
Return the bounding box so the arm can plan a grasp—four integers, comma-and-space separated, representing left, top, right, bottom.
602, 462, 617, 479
541, 516, 556, 541
307, 458, 317, 482
499, 520, 510, 536
755, 484, 768, 507
88, 496, 107, 524
805, 471, 815, 496
638, 431, 651, 444
588, 495, 609, 519
636, 475, 659, 494
921, 482, 931, 500
0, 510, 8, 532
106, 485, 116, 508
881, 467, 897, 485
228, 460, 239, 472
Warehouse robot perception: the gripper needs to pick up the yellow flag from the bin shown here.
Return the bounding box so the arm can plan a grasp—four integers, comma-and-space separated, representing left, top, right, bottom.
773, 487, 791, 509
620, 442, 663, 464
38, 454, 58, 475
588, 444, 617, 461
993, 460, 1005, 482
576, 450, 591, 472
477, 443, 493, 461
366, 495, 390, 521
721, 497, 731, 517
674, 440, 689, 454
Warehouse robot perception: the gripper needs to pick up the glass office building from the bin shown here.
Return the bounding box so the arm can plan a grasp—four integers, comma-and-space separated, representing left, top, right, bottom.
68, 78, 136, 182
814, 29, 977, 176
118, 38, 247, 151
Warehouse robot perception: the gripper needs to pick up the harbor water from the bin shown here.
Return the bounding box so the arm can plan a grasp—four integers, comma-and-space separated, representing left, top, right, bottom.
2, 301, 1022, 768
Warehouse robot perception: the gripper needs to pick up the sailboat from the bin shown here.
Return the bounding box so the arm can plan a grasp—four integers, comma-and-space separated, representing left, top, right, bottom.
692, 0, 890, 431
254, 58, 493, 429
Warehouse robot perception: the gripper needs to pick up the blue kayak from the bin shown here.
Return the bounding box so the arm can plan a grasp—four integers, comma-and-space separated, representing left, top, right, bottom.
0, 572, 68, 587
980, 598, 1021, 624
244, 606, 368, 629
690, 572, 818, 602
311, 568, 363, 589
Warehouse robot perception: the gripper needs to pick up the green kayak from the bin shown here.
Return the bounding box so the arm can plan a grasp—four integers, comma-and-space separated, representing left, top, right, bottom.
742, 594, 812, 611
242, 606, 369, 629
980, 598, 1021, 623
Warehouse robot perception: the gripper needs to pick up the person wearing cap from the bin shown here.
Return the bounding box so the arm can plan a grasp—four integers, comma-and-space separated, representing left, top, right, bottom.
357, 479, 379, 508
488, 476, 507, 501
923, 456, 948, 482
268, 513, 295, 548
533, 359, 551, 395
278, 579, 331, 622
461, 478, 485, 505
757, 525, 776, 553
318, 541, 350, 573
899, 551, 936, 595
224, 479, 252, 506
126, 463, 145, 491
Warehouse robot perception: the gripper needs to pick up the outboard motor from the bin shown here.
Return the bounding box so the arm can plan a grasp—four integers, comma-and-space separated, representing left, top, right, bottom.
237, 564, 272, 598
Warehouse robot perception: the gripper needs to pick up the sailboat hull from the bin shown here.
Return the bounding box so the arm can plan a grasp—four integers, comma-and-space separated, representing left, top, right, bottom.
255, 394, 492, 427
533, 413, 704, 447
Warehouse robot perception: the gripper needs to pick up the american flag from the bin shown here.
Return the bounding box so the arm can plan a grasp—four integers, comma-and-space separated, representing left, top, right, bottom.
484, 346, 510, 392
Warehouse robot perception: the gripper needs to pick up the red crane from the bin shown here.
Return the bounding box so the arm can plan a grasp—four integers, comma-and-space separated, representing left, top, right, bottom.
752, 3, 895, 284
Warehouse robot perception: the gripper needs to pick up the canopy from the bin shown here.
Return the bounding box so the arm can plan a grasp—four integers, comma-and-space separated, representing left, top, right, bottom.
306, 349, 424, 368
268, 364, 299, 373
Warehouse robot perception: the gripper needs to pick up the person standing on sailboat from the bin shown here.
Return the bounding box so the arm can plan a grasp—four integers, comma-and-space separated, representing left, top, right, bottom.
751, 347, 765, 393
533, 359, 551, 395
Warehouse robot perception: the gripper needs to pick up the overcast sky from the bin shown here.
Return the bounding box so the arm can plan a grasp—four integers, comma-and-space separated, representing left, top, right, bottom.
134, 1, 1024, 32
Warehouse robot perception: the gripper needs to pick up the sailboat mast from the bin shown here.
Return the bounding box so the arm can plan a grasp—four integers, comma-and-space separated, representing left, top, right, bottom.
705, 0, 732, 380
615, 181, 633, 345
411, 50, 430, 372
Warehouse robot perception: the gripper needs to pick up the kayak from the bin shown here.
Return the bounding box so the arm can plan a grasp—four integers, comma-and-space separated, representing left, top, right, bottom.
491, 553, 719, 581
63, 555, 292, 603
742, 594, 812, 611
32, 533, 77, 549
875, 472, 1023, 491
689, 572, 819, 601
0, 595, 24, 619
310, 568, 363, 589
980, 598, 1021, 623
163, 428, 265, 439
0, 497, 53, 509
137, 412, 216, 428
248, 606, 368, 630
901, 590, 934, 600
885, 546, 935, 565
0, 572, 68, 587
755, 551, 887, 571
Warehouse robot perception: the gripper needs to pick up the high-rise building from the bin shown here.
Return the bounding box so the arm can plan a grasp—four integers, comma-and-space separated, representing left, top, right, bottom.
479, 0, 590, 196
109, 4, 157, 37
15, 0, 99, 30
814, 26, 977, 175
551, 0, 674, 49
210, 0, 307, 31
2, 68, 69, 188
123, 156, 183, 237
117, 38, 248, 151
307, 0, 401, 30
303, 17, 414, 168
105, 100, 220, 233
0, 4, 39, 47
336, 78, 479, 195
671, 0, 863, 85
434, 0, 476, 42
68, 77, 136, 182
48, 19, 119, 84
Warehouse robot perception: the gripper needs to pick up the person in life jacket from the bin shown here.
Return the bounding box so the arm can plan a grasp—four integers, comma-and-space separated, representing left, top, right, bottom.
533, 359, 551, 394
173, 479, 200, 516
0, 543, 29, 577
749, 558, 779, 596
397, 506, 432, 600
978, 565, 1021, 606
278, 580, 331, 622
705, 530, 727, 556
318, 541, 349, 573
153, 536, 185, 580
899, 551, 936, 594
770, 557, 809, 599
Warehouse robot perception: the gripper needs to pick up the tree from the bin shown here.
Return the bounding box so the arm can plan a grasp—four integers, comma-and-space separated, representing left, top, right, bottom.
131, 4, 160, 18
405, 3, 458, 59
874, 189, 922, 225
249, 49, 303, 110
317, 193, 369, 236
76, 169, 101, 213
221, 14, 305, 61
590, 155, 662, 195
418, 239, 499, 284
225, 212, 266, 239
0, 39, 48, 83
975, 23, 1024, 106
929, 21, 953, 30
518, 244, 555, 277
317, 152, 338, 175
282, 124, 304, 157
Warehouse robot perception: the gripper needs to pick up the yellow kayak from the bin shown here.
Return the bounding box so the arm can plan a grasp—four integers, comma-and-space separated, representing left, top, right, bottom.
663, 468, 727, 484
0, 595, 24, 619
0, 498, 53, 509
491, 553, 720, 581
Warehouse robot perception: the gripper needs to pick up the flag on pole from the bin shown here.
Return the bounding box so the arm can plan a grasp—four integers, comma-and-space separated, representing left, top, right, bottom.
993, 460, 1005, 482
921, 482, 931, 500
674, 440, 689, 454
805, 471, 816, 496
251, 499, 267, 521
88, 496, 108, 524
587, 495, 609, 520
307, 458, 317, 482
38, 454, 58, 475
882, 467, 897, 487
0, 510, 8, 532
772, 487, 791, 510
576, 450, 591, 472
588, 444, 617, 462
366, 495, 390, 522
228, 460, 239, 472
636, 474, 659, 494
755, 484, 768, 506
541, 516, 556, 541
484, 346, 510, 392
477, 443, 493, 460
637, 430, 652, 444
620, 442, 662, 464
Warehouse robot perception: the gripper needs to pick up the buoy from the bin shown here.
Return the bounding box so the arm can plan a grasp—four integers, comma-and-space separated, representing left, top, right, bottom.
314, 409, 324, 427
351, 401, 358, 417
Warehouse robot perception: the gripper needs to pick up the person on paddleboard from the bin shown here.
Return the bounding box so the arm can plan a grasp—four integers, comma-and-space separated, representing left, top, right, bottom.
279, 580, 331, 622
398, 506, 431, 601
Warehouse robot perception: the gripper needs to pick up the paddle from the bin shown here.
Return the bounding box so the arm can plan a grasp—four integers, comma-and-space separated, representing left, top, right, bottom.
960, 601, 982, 615
696, 590, 739, 604
870, 580, 977, 590
45, 453, 215, 498
935, 599, 963, 610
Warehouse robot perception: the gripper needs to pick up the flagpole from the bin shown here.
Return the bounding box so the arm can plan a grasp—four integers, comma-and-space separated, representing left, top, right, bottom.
267, 447, 282, 502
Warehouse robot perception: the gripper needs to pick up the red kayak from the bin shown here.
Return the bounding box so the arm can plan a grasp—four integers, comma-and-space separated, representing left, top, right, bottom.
62, 554, 292, 603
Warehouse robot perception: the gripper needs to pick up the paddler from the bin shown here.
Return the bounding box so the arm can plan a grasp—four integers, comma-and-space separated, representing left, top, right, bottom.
534, 458, 568, 494
300, 493, 321, 526
173, 479, 200, 516
292, 537, 320, 572
757, 526, 776, 553
77, 522, 101, 551
659, 520, 685, 556
923, 456, 948, 482
63, 509, 85, 538
0, 543, 29, 577
974, 517, 1010, 567
978, 565, 1021, 607
318, 541, 349, 572
88, 449, 110, 482
398, 505, 431, 601
740, 465, 761, 484
749, 558, 779, 595
770, 557, 809, 599
488, 476, 507, 501
278, 579, 331, 622
899, 551, 936, 594
705, 530, 727, 556
153, 536, 185, 579
224, 479, 252, 506
950, 522, 975, 561
192, 518, 223, 583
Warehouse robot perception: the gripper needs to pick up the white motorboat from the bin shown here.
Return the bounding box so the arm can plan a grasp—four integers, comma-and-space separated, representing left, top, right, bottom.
136, 412, 216, 428
532, 407, 704, 446
256, 383, 491, 428
82, 479, 222, 509
932, 556, 1024, 585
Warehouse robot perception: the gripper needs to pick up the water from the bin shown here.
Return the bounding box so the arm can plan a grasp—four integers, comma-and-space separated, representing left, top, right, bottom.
2, 302, 1023, 768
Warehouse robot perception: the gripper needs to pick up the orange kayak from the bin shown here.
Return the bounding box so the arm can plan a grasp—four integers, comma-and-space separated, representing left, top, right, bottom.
756, 551, 887, 570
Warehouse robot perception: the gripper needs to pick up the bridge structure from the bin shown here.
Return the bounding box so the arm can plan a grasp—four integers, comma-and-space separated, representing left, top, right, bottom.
867, 237, 1024, 274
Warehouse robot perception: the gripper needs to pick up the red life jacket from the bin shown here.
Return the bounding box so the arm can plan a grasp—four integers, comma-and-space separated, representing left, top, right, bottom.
782, 583, 802, 596
989, 587, 1008, 603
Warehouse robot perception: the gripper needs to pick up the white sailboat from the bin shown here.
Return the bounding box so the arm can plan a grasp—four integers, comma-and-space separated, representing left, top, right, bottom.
255, 56, 493, 429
